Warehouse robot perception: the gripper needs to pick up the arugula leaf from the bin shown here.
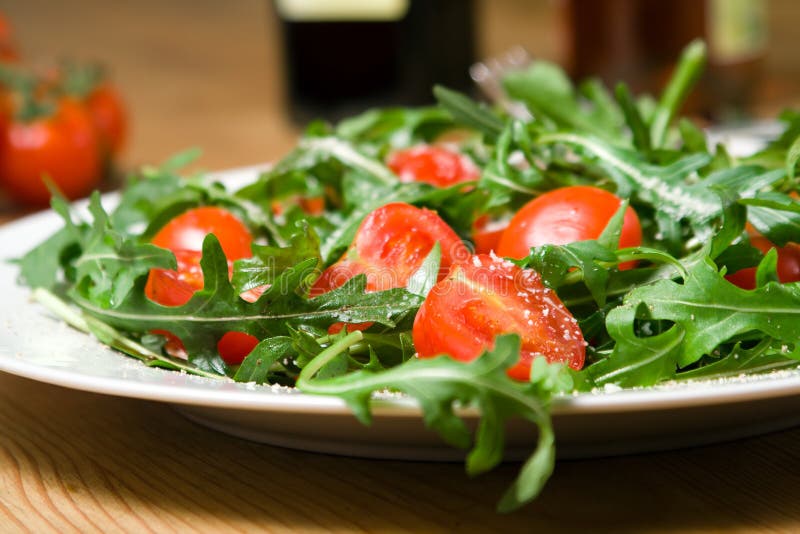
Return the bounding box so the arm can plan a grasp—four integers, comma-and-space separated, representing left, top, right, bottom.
433, 85, 504, 139
297, 334, 558, 513
676, 338, 800, 381
649, 40, 706, 148
595, 250, 800, 386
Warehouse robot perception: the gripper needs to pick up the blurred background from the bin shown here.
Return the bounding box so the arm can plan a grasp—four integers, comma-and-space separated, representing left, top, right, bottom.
1, 0, 799, 177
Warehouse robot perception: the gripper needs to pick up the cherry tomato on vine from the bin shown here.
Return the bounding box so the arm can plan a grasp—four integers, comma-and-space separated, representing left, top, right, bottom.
0, 98, 101, 206
496, 186, 642, 267
725, 236, 800, 290
85, 83, 127, 156
145, 207, 259, 365
387, 145, 479, 187
413, 254, 586, 381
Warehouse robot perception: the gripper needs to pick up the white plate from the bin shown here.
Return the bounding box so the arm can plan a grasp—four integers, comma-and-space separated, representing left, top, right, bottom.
2, 165, 800, 461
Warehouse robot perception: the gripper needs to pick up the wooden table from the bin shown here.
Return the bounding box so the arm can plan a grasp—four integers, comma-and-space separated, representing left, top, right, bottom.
2, 1, 800, 532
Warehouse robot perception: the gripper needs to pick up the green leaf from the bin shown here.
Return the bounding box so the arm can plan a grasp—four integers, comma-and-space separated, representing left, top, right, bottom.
503, 62, 611, 139
650, 40, 706, 148
677, 338, 800, 381
615, 83, 651, 153
297, 335, 557, 513
787, 134, 800, 180
406, 242, 442, 297
741, 192, 800, 246
234, 336, 294, 384
598, 250, 800, 383
433, 85, 504, 139
232, 221, 321, 294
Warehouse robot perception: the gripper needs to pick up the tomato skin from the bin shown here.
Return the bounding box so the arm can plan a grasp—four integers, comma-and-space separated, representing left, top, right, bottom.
145, 207, 259, 365
725, 236, 800, 290
217, 331, 260, 366
413, 254, 586, 380
151, 206, 253, 261
496, 186, 642, 263
472, 215, 509, 255
86, 83, 127, 156
312, 202, 469, 295
0, 98, 101, 206
387, 145, 479, 187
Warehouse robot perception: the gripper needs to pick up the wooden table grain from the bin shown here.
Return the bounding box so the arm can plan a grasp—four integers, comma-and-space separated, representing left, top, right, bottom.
2, 1, 800, 532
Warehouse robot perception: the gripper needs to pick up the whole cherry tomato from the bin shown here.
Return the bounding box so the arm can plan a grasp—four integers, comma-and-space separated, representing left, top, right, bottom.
387, 145, 479, 187
413, 254, 586, 381
150, 206, 254, 260
85, 83, 127, 156
312, 202, 469, 295
145, 207, 259, 365
496, 186, 642, 266
725, 236, 800, 289
0, 98, 101, 206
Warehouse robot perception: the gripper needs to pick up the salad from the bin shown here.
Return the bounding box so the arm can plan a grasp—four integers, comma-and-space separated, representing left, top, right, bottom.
17, 41, 800, 512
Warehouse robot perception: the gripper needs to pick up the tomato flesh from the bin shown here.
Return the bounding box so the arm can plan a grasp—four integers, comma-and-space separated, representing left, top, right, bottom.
496, 186, 642, 266
312, 202, 469, 295
725, 236, 800, 289
387, 145, 478, 187
413, 254, 586, 380
312, 202, 469, 333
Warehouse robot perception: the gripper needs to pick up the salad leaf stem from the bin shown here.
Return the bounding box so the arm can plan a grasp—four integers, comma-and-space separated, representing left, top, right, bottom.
32, 288, 224, 379
650, 40, 706, 148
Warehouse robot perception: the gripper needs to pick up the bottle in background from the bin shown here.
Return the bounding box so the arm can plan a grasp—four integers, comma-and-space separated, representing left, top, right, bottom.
561, 0, 767, 119
274, 0, 476, 123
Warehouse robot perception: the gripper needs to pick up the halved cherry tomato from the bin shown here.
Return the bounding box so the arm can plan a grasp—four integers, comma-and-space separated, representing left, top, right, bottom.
725, 236, 800, 290
497, 186, 642, 265
85, 83, 127, 157
413, 254, 586, 381
312, 202, 469, 333
387, 145, 479, 187
0, 98, 101, 206
145, 207, 259, 365
312, 202, 469, 295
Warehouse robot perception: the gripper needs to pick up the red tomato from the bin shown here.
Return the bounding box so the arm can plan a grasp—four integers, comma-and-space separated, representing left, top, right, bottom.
312, 202, 469, 334
312, 202, 469, 295
151, 206, 253, 261
86, 83, 127, 156
725, 236, 800, 290
0, 98, 101, 206
387, 145, 479, 187
145, 207, 259, 365
217, 331, 260, 365
413, 254, 586, 380
496, 186, 642, 265
472, 214, 510, 255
